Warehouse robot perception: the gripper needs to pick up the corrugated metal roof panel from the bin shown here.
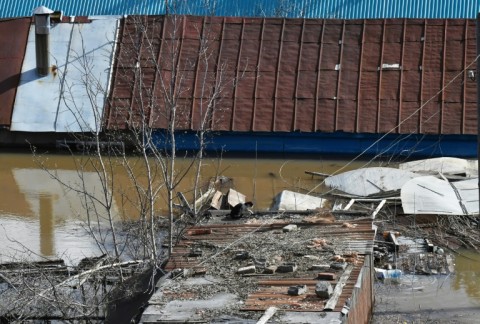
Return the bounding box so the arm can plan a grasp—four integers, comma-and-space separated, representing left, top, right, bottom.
159, 219, 375, 316
11, 17, 118, 132
108, 16, 477, 136
0, 18, 30, 127
0, 0, 479, 19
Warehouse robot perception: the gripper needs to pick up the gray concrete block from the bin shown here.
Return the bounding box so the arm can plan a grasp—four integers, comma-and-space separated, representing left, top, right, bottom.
315, 281, 333, 298
288, 285, 308, 296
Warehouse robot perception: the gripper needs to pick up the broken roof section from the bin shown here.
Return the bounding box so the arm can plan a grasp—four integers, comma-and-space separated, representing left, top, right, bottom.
399, 157, 478, 178
10, 16, 118, 132
324, 167, 420, 197
141, 218, 375, 323
107, 16, 478, 136
401, 176, 478, 215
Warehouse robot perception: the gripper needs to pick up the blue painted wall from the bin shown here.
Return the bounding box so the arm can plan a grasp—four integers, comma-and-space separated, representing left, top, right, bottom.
2, 0, 480, 19
152, 131, 478, 158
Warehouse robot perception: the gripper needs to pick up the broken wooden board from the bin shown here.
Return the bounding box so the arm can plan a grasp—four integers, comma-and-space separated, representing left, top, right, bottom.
400, 176, 478, 215
324, 167, 420, 197
227, 189, 246, 208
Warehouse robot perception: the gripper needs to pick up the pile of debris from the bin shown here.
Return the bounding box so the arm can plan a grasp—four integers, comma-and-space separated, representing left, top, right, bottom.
141, 212, 375, 323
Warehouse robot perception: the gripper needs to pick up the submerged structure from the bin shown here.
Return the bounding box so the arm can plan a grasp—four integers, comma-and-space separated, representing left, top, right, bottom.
140, 217, 376, 323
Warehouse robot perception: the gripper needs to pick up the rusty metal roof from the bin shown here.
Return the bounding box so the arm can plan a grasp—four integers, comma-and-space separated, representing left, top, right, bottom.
158, 219, 375, 315
107, 16, 477, 136
0, 18, 30, 127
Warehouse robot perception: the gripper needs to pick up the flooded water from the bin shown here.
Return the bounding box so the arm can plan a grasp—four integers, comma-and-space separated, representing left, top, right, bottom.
0, 151, 373, 263
373, 249, 480, 323
1, 151, 480, 320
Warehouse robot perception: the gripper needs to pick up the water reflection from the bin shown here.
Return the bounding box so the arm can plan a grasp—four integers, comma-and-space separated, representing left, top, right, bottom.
3, 152, 359, 261
39, 195, 54, 256
451, 250, 480, 300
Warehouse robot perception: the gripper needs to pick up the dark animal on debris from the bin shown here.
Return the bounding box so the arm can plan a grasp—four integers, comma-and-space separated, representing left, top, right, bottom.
230, 202, 254, 219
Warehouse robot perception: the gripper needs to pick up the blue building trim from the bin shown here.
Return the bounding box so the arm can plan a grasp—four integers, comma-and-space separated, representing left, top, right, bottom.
2, 0, 480, 19
151, 131, 477, 158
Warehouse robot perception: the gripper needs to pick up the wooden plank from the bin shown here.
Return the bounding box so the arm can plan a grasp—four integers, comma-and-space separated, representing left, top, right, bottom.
256, 306, 277, 324
177, 192, 193, 214
387, 232, 400, 252
371, 199, 387, 219
304, 170, 331, 178
344, 199, 356, 210
324, 264, 354, 311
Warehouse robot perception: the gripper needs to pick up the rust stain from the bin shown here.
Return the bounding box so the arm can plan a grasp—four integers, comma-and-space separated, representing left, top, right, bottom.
0, 18, 31, 127
108, 16, 477, 135
51, 64, 58, 78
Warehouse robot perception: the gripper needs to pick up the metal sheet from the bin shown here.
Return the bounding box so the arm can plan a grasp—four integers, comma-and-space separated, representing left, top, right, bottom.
0, 18, 30, 126
401, 176, 479, 215
108, 17, 477, 138
1, 1, 480, 19
325, 167, 421, 197
11, 17, 118, 132
159, 219, 375, 317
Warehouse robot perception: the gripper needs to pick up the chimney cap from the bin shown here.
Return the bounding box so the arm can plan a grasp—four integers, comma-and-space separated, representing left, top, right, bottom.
33, 6, 54, 15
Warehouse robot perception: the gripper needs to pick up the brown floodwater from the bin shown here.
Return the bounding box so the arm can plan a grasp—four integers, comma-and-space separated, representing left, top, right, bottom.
0, 151, 374, 262
1, 151, 479, 321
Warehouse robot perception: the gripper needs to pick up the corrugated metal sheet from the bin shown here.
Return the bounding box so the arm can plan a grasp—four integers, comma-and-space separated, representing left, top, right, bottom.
108, 16, 477, 136
11, 17, 118, 132
162, 220, 375, 314
0, 0, 479, 19
0, 18, 30, 127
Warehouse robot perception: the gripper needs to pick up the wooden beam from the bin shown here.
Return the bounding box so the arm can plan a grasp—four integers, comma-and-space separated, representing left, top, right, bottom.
324, 264, 354, 311
256, 306, 278, 324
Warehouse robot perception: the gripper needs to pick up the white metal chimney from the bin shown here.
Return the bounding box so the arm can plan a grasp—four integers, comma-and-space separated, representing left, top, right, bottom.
33, 6, 54, 76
